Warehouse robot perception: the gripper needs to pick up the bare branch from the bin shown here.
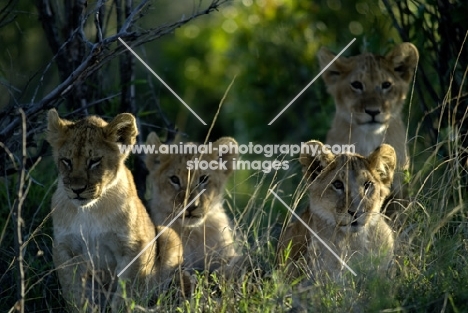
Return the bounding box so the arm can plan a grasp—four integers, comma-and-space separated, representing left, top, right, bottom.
12, 109, 26, 313
0, 0, 18, 28
36, 0, 66, 73
94, 11, 104, 43
0, 0, 228, 174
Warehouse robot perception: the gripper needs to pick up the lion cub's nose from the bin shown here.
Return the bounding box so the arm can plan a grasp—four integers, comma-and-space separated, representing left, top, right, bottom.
186, 198, 200, 213
365, 109, 380, 118
348, 210, 360, 216
186, 205, 197, 213
71, 185, 87, 195
348, 210, 362, 219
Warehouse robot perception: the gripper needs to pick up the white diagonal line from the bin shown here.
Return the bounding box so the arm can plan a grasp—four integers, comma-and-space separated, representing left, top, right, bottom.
268, 38, 356, 125
117, 189, 206, 277
269, 188, 357, 276
118, 37, 207, 125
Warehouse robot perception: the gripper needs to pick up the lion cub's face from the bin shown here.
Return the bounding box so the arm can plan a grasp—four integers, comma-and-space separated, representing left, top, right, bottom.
300, 141, 396, 232
146, 133, 238, 227
318, 43, 418, 133
46, 109, 137, 208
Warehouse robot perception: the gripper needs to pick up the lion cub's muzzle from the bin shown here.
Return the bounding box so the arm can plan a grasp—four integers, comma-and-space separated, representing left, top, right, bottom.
63, 177, 100, 206
181, 197, 203, 221
70, 184, 87, 199
365, 109, 381, 123
340, 203, 367, 230
347, 210, 362, 227
67, 187, 98, 205
358, 97, 388, 125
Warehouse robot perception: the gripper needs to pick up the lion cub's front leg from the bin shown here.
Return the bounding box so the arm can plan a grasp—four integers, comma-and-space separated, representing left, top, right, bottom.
277, 211, 312, 278
111, 243, 156, 312
53, 240, 92, 311
154, 226, 196, 295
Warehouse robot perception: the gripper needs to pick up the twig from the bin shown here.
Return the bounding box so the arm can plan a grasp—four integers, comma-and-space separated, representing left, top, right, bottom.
12, 108, 27, 313
0, 0, 18, 28
0, 0, 227, 180
94, 10, 103, 43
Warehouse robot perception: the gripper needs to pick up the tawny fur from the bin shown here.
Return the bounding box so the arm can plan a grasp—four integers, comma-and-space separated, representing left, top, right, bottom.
47, 109, 183, 312
278, 140, 395, 280
318, 43, 419, 217
145, 133, 238, 272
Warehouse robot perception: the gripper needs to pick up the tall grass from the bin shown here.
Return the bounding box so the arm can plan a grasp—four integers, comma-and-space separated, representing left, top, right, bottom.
1, 69, 467, 313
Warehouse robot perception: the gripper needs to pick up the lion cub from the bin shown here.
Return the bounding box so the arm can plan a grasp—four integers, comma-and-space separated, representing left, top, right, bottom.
278, 140, 395, 279
47, 109, 182, 312
318, 43, 419, 218
145, 133, 238, 272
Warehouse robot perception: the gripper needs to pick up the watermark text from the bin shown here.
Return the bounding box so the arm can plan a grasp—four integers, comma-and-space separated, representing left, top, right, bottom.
119, 142, 355, 157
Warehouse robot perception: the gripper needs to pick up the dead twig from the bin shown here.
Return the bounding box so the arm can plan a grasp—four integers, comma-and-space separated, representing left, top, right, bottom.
0, 0, 228, 174
12, 109, 26, 313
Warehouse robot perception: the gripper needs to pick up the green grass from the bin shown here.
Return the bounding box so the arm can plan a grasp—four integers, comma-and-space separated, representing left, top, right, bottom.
1, 101, 467, 313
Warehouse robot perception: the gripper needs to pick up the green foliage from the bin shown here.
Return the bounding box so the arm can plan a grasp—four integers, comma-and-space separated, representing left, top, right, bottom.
146, 0, 398, 143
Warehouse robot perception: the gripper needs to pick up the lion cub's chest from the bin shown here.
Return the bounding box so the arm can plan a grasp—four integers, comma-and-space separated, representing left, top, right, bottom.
54, 206, 126, 268
308, 227, 370, 257
173, 206, 236, 270
352, 126, 387, 155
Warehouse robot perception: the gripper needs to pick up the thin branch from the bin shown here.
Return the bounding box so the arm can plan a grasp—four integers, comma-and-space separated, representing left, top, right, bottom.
0, 43, 102, 142
119, 0, 151, 33
35, 0, 65, 72
12, 109, 26, 313
0, 0, 227, 172
0, 0, 18, 28
94, 10, 103, 43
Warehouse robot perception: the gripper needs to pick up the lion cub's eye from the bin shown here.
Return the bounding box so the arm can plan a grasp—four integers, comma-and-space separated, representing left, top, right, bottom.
381, 81, 392, 89
60, 158, 72, 170
169, 175, 180, 186
88, 157, 102, 170
350, 81, 363, 90
364, 181, 373, 190
199, 175, 209, 185
332, 180, 344, 190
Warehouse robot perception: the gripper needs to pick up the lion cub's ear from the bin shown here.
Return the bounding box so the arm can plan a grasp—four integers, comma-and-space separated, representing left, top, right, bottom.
386, 42, 419, 83
46, 109, 73, 148
317, 47, 353, 86
104, 113, 138, 155
145, 132, 163, 169
300, 140, 335, 181
212, 137, 238, 175
368, 144, 397, 187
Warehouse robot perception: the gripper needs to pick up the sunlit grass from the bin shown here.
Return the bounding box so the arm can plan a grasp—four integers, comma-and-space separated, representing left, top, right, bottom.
2, 123, 468, 312
1, 75, 468, 313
